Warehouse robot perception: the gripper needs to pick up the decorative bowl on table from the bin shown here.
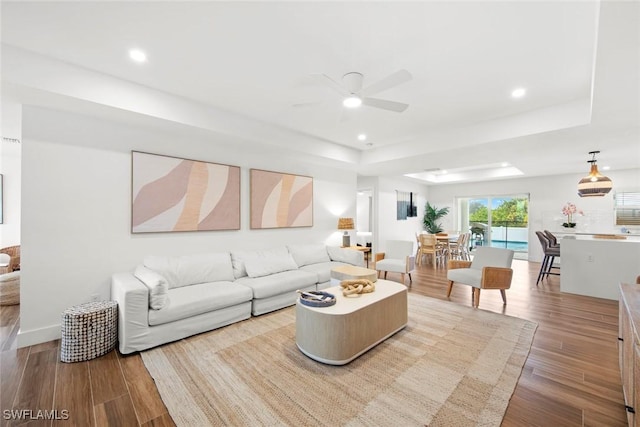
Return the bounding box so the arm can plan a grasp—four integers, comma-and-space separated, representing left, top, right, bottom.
298, 291, 336, 308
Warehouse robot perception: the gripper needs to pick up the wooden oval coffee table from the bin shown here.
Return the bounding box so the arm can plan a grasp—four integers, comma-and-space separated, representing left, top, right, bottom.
330, 265, 378, 283
295, 279, 407, 365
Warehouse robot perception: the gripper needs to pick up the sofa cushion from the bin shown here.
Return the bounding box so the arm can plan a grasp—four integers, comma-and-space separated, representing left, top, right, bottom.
447, 268, 481, 287
144, 252, 234, 289
287, 244, 330, 267
469, 247, 514, 270
326, 246, 364, 266
299, 261, 349, 283
232, 247, 298, 279
177, 252, 235, 286
133, 265, 169, 310
148, 281, 253, 326
235, 270, 317, 299
375, 259, 407, 274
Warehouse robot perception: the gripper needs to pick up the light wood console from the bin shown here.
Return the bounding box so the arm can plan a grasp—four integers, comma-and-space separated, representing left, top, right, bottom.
619, 283, 640, 425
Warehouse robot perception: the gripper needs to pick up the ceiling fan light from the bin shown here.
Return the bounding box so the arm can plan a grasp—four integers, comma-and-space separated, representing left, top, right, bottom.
577, 151, 613, 197
129, 49, 147, 63
343, 96, 362, 108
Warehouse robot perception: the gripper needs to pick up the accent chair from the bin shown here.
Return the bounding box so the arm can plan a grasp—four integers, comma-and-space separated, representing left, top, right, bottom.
375, 240, 416, 287
446, 246, 514, 308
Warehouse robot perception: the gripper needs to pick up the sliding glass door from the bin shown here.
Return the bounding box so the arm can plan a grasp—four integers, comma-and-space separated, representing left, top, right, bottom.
457, 194, 529, 255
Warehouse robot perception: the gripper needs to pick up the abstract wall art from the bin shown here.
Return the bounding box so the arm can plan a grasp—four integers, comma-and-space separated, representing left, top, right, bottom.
132, 151, 240, 233
250, 169, 313, 229
0, 174, 3, 224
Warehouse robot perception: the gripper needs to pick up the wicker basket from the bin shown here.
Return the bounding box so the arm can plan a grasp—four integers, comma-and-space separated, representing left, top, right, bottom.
0, 245, 20, 275
61, 301, 118, 363
0, 271, 20, 305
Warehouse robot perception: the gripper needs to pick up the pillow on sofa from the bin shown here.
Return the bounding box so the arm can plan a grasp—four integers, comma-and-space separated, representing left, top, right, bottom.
231, 251, 251, 279
143, 256, 180, 288
287, 244, 330, 267
176, 252, 235, 287
327, 246, 364, 266
144, 253, 235, 289
134, 265, 169, 310
241, 247, 299, 278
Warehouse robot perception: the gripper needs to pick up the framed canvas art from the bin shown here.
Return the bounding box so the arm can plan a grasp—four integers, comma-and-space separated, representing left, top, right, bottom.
131, 151, 240, 233
0, 174, 3, 224
250, 169, 313, 229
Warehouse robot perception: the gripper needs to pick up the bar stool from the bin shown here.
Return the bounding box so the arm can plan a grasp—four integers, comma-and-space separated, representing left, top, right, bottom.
535, 231, 560, 285
543, 230, 560, 248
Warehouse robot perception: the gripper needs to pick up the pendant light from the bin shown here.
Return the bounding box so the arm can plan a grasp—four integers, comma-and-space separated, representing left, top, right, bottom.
577, 151, 612, 197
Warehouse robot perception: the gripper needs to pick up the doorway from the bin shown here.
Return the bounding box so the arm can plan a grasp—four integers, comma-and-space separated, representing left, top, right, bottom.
356, 189, 374, 250
457, 194, 529, 258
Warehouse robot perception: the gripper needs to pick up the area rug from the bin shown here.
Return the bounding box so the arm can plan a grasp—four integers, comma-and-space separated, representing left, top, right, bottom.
141, 293, 537, 426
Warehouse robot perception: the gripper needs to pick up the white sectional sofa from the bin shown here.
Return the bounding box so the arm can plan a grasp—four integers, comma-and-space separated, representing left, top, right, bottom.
111, 244, 363, 354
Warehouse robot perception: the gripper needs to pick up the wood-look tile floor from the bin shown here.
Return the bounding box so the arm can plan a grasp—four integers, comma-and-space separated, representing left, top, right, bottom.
0, 259, 628, 426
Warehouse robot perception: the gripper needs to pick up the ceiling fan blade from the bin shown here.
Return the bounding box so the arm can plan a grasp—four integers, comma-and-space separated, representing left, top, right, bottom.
361, 69, 412, 97
362, 97, 409, 112
312, 73, 348, 96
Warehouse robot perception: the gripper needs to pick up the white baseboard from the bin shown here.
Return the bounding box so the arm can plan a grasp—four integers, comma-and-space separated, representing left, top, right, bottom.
17, 324, 61, 348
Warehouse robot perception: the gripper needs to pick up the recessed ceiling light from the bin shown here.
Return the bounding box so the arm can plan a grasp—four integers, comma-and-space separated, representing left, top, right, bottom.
602, 165, 611, 171
357, 134, 367, 141
343, 96, 362, 108
441, 170, 448, 174
511, 88, 526, 98
129, 49, 147, 63
501, 162, 509, 167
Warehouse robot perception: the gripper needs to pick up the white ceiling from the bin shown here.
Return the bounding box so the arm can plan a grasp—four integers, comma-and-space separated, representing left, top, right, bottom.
1, 1, 638, 184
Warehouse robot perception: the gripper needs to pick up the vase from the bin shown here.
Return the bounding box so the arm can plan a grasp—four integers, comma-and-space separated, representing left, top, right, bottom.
562, 222, 577, 229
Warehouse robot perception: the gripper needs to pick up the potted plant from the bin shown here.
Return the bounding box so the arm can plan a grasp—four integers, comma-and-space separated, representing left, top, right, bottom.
423, 202, 450, 234
561, 202, 583, 228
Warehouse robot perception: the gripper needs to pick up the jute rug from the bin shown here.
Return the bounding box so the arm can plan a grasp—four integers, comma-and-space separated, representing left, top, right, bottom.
141, 293, 537, 426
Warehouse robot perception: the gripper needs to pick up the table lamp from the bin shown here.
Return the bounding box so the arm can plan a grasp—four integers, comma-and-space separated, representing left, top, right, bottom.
337, 218, 355, 247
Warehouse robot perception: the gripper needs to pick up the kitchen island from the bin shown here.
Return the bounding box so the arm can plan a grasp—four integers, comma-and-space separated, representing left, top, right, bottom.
560, 234, 640, 300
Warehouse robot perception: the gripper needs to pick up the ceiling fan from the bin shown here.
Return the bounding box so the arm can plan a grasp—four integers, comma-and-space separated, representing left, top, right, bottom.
296, 69, 412, 113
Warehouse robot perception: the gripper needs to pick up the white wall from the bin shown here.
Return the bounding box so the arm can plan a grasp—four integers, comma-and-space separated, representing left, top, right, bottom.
375, 177, 429, 255
426, 169, 640, 262
0, 98, 22, 247
19, 106, 357, 346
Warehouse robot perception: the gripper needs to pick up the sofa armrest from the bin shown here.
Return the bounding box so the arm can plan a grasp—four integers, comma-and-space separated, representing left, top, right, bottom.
406, 255, 416, 272
448, 260, 472, 270
480, 267, 513, 290
111, 272, 150, 354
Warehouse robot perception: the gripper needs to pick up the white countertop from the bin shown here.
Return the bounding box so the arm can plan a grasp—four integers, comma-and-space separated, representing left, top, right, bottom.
560, 234, 640, 243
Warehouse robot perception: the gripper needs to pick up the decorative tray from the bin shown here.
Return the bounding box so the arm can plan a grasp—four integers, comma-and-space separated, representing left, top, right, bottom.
297, 291, 336, 308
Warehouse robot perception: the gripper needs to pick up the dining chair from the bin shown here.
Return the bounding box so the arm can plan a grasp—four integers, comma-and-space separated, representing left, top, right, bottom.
435, 233, 450, 260
448, 233, 469, 261
417, 234, 444, 267
460, 233, 471, 260
415, 232, 422, 260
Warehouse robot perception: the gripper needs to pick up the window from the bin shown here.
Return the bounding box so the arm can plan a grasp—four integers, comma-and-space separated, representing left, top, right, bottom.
615, 191, 640, 226
457, 194, 529, 253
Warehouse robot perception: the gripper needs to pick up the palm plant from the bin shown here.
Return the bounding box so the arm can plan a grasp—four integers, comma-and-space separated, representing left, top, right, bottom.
423, 202, 450, 234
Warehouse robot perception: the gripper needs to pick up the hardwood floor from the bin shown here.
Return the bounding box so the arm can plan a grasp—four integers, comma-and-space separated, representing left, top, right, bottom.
0, 259, 628, 426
